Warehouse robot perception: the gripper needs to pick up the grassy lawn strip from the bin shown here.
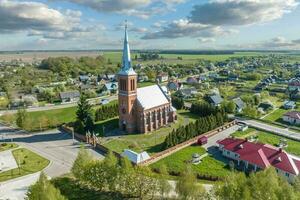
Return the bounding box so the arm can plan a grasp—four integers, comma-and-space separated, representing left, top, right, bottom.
0, 148, 49, 182
263, 108, 287, 122
102, 110, 199, 154
0, 143, 18, 152
150, 146, 231, 179
232, 128, 300, 156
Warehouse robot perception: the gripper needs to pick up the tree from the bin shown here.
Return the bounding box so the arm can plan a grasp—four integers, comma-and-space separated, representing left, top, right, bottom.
222, 101, 236, 114
16, 109, 28, 129
71, 146, 93, 181
158, 164, 172, 199
172, 96, 184, 110
176, 166, 206, 200
76, 94, 94, 134
26, 172, 66, 200
213, 168, 299, 200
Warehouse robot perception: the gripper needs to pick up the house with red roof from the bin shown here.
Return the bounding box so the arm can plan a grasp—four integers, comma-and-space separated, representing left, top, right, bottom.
217, 138, 300, 183
282, 111, 300, 125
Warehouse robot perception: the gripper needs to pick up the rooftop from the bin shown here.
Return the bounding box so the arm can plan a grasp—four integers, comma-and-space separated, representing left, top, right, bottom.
137, 85, 169, 110
218, 138, 300, 175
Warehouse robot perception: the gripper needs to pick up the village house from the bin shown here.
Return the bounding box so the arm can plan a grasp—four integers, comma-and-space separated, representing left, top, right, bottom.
167, 80, 182, 91
288, 78, 300, 92
218, 138, 300, 183
178, 87, 198, 99
186, 76, 200, 84
208, 93, 223, 107
156, 72, 169, 83
59, 91, 80, 103
282, 111, 300, 125
283, 101, 296, 110
232, 97, 245, 113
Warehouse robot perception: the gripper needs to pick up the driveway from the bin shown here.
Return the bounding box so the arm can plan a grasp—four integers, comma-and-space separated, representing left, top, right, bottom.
203, 125, 239, 150
237, 119, 300, 141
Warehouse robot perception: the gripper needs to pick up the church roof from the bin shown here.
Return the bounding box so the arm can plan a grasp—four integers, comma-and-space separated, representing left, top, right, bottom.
118, 22, 136, 76
137, 85, 169, 110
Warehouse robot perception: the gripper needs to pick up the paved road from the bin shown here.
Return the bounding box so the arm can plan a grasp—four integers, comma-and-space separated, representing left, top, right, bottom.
0, 124, 105, 199
203, 125, 239, 150
0, 95, 117, 116
237, 119, 300, 141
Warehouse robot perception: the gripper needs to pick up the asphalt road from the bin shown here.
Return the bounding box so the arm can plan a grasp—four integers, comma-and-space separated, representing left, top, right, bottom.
0, 95, 117, 116
0, 124, 105, 200
237, 119, 300, 141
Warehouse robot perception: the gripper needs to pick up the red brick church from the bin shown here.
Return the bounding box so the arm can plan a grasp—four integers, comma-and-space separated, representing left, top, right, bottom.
118, 25, 176, 133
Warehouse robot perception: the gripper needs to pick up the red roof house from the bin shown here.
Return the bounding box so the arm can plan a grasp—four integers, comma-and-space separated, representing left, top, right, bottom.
217, 138, 300, 182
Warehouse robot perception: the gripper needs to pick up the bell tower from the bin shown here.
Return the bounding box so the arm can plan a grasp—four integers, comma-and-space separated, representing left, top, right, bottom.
118, 22, 137, 133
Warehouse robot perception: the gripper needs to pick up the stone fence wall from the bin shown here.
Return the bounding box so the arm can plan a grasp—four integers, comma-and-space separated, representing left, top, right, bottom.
61, 120, 237, 166
138, 120, 237, 166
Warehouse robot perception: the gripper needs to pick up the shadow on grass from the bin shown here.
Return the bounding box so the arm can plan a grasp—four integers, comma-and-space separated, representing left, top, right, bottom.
52, 177, 125, 200
207, 146, 230, 165
145, 142, 165, 154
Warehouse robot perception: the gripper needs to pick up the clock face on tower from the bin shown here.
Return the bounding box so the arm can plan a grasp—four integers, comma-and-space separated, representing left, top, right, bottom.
122, 108, 126, 114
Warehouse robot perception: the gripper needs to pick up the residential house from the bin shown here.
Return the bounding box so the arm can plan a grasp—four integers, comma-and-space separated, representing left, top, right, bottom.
208, 94, 223, 106
59, 91, 80, 103
233, 97, 245, 113
167, 80, 182, 91
283, 101, 296, 110
79, 75, 90, 83
138, 74, 149, 82
290, 88, 300, 100
288, 78, 300, 92
186, 76, 200, 84
103, 82, 118, 94
121, 149, 150, 164
199, 75, 207, 82
217, 138, 300, 183
179, 87, 198, 99
282, 111, 300, 125
258, 102, 274, 112
156, 72, 169, 83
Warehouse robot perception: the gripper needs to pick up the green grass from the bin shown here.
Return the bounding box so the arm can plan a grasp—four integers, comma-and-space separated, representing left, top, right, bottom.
151, 145, 231, 178
137, 81, 155, 88
0, 143, 18, 152
0, 148, 49, 182
0, 100, 118, 131
232, 128, 300, 156
102, 110, 199, 154
263, 108, 287, 122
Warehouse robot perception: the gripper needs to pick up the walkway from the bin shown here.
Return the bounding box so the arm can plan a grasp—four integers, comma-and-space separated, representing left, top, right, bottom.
0, 150, 18, 172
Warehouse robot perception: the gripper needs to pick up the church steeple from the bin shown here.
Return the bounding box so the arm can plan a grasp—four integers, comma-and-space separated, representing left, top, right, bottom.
119, 20, 136, 75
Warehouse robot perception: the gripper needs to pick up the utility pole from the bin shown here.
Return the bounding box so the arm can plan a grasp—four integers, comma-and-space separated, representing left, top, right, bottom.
72, 129, 75, 144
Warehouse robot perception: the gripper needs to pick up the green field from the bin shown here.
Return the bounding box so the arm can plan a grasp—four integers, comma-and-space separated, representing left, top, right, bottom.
232, 128, 300, 156
0, 148, 49, 182
102, 110, 199, 154
151, 145, 231, 178
263, 108, 288, 122
0, 100, 118, 131
102, 51, 262, 66
0, 143, 18, 152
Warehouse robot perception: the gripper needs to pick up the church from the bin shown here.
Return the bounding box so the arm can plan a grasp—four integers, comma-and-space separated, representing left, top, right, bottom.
118, 25, 177, 134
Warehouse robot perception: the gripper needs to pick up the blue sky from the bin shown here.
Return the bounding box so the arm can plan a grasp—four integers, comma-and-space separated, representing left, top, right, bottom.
0, 0, 300, 50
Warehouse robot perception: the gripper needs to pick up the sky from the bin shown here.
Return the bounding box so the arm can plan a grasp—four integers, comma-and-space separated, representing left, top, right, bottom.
1, 0, 300, 51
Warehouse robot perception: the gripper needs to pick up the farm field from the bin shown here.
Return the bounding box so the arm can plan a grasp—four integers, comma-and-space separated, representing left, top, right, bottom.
231, 128, 300, 156
0, 148, 49, 182
102, 110, 199, 154
150, 145, 231, 178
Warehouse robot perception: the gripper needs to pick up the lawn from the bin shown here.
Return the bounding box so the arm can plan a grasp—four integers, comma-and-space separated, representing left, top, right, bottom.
137, 81, 155, 88
102, 110, 199, 154
150, 145, 231, 178
0, 143, 18, 152
0, 148, 49, 182
0, 100, 118, 131
231, 128, 300, 156
263, 108, 287, 122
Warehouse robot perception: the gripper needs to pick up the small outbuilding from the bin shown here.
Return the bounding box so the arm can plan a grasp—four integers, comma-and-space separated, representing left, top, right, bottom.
121, 149, 150, 164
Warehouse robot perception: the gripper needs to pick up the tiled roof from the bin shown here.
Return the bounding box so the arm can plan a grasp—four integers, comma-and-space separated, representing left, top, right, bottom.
284, 111, 300, 120
137, 85, 169, 110
218, 138, 300, 175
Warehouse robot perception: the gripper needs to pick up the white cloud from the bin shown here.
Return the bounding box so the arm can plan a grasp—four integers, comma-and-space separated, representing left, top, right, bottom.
189, 0, 298, 26
0, 0, 80, 33
142, 19, 237, 39
59, 0, 186, 19
198, 37, 216, 43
